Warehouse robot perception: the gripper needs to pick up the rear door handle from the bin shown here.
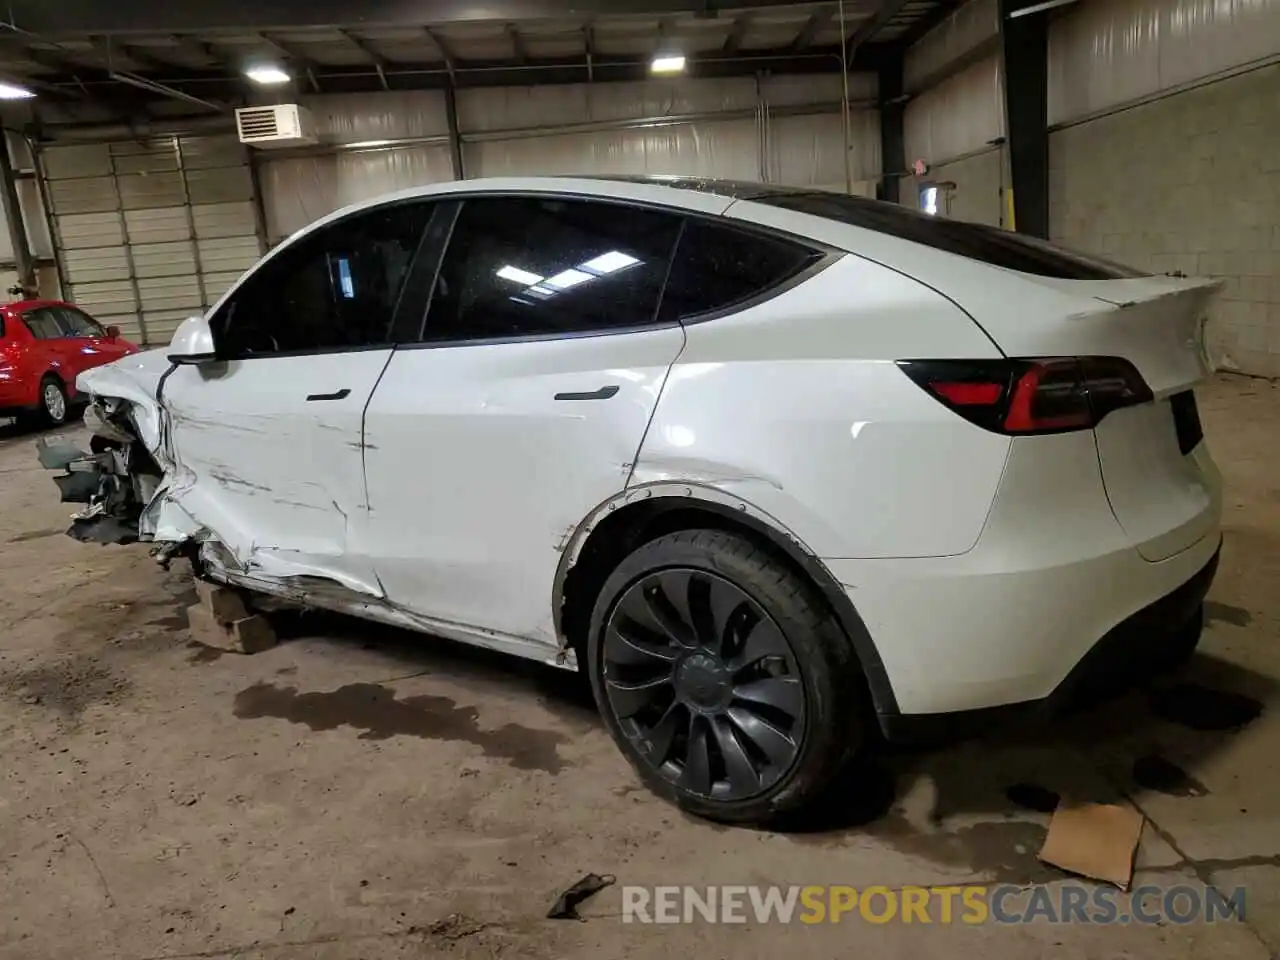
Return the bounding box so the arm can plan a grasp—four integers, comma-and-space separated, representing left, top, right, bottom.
306, 388, 351, 402
554, 385, 619, 401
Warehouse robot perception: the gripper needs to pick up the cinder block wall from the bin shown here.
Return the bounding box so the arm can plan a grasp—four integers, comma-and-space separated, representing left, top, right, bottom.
1050, 63, 1280, 377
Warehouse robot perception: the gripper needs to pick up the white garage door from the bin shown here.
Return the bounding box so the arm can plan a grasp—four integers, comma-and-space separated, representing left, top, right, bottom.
40, 136, 264, 347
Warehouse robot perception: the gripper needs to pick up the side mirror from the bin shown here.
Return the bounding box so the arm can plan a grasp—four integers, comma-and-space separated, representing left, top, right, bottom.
167, 315, 218, 365
105, 324, 121, 340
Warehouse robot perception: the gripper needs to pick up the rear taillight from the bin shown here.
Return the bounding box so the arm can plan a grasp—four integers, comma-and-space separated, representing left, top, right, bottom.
899, 357, 1153, 435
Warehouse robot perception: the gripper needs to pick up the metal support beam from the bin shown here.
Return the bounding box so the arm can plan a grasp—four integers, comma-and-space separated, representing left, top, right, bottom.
999, 0, 1049, 237
896, 0, 966, 48
424, 28, 457, 83
844, 0, 911, 51
109, 69, 225, 111
259, 33, 322, 93
0, 133, 33, 287
169, 35, 223, 68
29, 141, 68, 299
338, 29, 390, 90
654, 17, 674, 53
89, 35, 173, 72
506, 24, 529, 65
790, 9, 834, 51
6, 0, 820, 33
244, 146, 271, 252
443, 82, 464, 181
723, 15, 751, 54
877, 49, 905, 204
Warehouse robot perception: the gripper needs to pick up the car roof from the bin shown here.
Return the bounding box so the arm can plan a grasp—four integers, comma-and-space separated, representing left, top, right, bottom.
4, 298, 70, 314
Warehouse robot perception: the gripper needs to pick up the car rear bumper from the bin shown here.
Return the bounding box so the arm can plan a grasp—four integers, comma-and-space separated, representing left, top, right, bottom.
822, 429, 1223, 724
875, 543, 1219, 741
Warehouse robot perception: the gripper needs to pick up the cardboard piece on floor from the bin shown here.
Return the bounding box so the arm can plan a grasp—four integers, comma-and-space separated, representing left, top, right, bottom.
1037, 802, 1145, 890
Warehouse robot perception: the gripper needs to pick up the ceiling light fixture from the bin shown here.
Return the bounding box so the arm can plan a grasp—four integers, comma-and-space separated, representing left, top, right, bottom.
582, 250, 639, 274
0, 82, 35, 100
245, 65, 291, 86
544, 268, 593, 290
650, 54, 686, 75
496, 265, 544, 286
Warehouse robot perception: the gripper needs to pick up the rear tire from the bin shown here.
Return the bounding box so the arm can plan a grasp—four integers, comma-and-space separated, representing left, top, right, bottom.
586, 528, 866, 824
38, 375, 68, 427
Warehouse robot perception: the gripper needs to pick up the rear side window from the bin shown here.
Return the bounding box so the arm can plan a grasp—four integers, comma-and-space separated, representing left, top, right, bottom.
658, 220, 820, 322
23, 309, 63, 340
754, 192, 1147, 280
423, 197, 682, 343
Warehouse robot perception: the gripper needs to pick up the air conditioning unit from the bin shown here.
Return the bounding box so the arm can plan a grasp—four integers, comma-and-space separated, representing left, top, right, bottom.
235, 104, 318, 148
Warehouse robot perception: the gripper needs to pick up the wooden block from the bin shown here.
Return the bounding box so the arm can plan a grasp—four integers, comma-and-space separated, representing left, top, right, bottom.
228, 613, 277, 654
186, 603, 277, 654
194, 578, 251, 624
187, 602, 237, 653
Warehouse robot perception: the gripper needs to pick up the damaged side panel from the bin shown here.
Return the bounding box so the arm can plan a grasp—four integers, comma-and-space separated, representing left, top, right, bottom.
39, 349, 394, 596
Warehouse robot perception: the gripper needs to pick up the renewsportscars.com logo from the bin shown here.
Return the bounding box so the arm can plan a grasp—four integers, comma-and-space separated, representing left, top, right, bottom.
622, 884, 1246, 925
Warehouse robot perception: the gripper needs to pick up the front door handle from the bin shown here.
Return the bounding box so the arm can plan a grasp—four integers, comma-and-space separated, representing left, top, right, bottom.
554, 385, 619, 401
306, 388, 351, 402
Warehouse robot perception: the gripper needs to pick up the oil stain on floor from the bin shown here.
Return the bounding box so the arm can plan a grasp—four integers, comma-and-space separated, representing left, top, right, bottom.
7, 527, 65, 544
1150, 683, 1264, 731
1131, 754, 1209, 797
1204, 601, 1253, 628
233, 681, 569, 773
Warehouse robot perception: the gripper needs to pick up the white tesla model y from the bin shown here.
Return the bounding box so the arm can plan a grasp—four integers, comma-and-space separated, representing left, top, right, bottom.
42, 176, 1222, 823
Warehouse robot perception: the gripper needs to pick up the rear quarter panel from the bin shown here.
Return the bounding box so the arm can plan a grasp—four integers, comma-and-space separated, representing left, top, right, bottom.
635, 252, 1012, 560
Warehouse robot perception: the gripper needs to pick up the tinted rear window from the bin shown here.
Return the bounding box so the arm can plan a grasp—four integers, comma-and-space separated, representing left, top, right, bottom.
658, 220, 819, 321
753, 192, 1147, 280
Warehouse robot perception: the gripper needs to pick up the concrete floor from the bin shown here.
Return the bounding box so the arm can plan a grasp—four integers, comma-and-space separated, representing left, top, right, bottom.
0, 374, 1277, 959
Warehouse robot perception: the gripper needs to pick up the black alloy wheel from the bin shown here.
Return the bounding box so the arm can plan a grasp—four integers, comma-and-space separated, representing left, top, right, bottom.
587, 529, 866, 823
602, 568, 805, 801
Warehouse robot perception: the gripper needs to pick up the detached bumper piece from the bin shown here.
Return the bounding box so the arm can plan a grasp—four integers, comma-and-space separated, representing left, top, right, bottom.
35, 436, 143, 545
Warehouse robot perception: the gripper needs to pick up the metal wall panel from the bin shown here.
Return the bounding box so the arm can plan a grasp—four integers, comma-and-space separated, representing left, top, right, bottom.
1049, 0, 1280, 127
261, 78, 880, 239
41, 135, 263, 346
903, 52, 1005, 167
905, 0, 999, 92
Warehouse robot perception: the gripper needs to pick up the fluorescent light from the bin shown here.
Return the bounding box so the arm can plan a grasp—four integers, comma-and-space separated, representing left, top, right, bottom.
496, 265, 544, 285
245, 65, 291, 85
582, 250, 639, 274
544, 268, 593, 290
0, 82, 35, 100
650, 54, 686, 74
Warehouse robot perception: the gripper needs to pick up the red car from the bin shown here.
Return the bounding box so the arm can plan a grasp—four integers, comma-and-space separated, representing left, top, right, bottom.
0, 299, 139, 426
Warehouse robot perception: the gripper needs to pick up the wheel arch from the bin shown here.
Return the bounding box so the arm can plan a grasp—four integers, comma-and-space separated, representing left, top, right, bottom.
554, 482, 899, 718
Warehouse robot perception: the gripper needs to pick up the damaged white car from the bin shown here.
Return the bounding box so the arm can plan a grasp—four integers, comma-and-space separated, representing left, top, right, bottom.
40, 176, 1222, 824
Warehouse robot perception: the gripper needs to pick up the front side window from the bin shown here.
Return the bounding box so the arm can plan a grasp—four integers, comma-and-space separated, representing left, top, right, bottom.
56, 307, 105, 337
658, 220, 820, 322
213, 201, 432, 357
23, 309, 63, 340
423, 196, 683, 343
